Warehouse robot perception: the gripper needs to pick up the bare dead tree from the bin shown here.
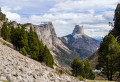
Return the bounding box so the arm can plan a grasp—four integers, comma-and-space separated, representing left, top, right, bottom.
109, 22, 114, 28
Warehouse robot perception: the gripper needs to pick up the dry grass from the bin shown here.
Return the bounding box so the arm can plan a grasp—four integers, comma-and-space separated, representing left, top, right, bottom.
0, 80, 9, 82
0, 38, 12, 47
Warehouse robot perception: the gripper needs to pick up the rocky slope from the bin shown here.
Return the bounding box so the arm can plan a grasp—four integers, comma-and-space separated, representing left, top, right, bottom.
0, 39, 79, 82
60, 25, 100, 59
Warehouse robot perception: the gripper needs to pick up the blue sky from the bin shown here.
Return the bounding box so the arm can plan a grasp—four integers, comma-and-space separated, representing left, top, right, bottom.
0, 0, 119, 40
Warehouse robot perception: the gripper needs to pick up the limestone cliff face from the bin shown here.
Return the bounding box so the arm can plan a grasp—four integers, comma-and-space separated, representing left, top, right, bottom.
0, 18, 8, 28
10, 21, 18, 28
33, 22, 57, 50
33, 22, 69, 51
25, 22, 69, 51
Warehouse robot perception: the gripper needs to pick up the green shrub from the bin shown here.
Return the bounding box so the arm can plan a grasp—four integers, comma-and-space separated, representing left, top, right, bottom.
79, 76, 84, 81
22, 47, 27, 56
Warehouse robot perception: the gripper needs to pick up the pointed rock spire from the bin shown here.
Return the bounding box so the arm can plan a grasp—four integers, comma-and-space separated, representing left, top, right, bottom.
72, 25, 84, 36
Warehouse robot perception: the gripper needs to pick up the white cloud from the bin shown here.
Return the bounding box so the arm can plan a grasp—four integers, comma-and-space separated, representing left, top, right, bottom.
1, 6, 11, 13
103, 11, 114, 20
6, 12, 21, 21
84, 24, 112, 39
14, 6, 22, 11
89, 9, 95, 14
1, 6, 21, 22
0, 0, 119, 40
49, 0, 119, 12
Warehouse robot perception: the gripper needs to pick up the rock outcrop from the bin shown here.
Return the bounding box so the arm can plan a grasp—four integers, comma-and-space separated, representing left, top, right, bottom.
0, 40, 79, 82
72, 25, 84, 36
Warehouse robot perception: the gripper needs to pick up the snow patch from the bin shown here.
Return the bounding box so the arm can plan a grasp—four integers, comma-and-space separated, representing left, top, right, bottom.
73, 34, 83, 39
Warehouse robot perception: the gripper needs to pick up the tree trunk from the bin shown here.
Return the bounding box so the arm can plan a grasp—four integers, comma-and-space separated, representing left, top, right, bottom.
110, 61, 113, 81
107, 71, 110, 80
109, 69, 112, 81
107, 60, 110, 80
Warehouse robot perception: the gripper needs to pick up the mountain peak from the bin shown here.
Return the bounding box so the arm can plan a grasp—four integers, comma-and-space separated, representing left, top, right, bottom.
72, 25, 84, 36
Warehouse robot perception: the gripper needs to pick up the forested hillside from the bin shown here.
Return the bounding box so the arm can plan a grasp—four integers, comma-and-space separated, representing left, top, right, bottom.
0, 18, 54, 68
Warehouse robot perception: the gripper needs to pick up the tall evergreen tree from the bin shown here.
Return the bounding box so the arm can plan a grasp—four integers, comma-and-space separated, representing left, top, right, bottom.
43, 46, 54, 68
114, 4, 120, 34
38, 40, 45, 62
84, 59, 95, 80
28, 26, 39, 59
1, 22, 10, 41
19, 26, 29, 52
71, 58, 84, 77
0, 12, 6, 21
96, 34, 120, 81
10, 27, 21, 49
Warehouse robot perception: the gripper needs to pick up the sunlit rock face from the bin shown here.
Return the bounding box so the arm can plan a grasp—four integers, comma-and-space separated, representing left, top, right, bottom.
72, 25, 84, 36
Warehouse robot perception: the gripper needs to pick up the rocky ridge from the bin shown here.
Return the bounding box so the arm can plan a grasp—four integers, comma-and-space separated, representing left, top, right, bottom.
0, 39, 79, 82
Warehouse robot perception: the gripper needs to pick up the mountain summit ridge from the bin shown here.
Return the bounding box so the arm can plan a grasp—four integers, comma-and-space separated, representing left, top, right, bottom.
72, 25, 85, 39
60, 25, 100, 56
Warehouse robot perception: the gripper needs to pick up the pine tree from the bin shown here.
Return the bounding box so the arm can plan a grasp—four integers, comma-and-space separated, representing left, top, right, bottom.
19, 26, 29, 51
96, 34, 120, 81
22, 47, 27, 56
10, 27, 21, 49
1, 22, 10, 41
10, 26, 17, 48
0, 12, 6, 21
43, 46, 54, 68
38, 40, 45, 62
84, 59, 95, 80
28, 26, 39, 59
71, 58, 84, 77
114, 4, 120, 34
